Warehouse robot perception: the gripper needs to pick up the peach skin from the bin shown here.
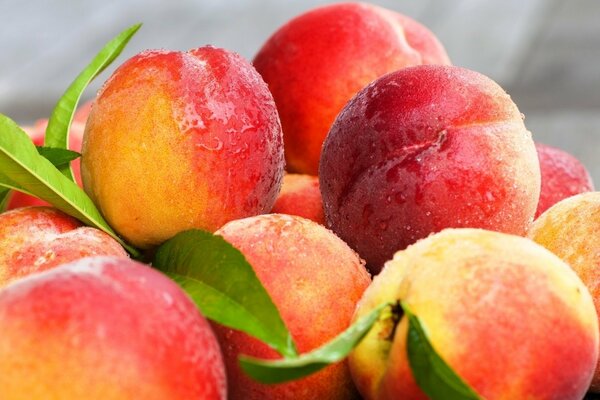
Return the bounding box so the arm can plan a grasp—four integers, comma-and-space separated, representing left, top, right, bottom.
0, 256, 226, 399
254, 2, 450, 174
270, 173, 325, 224
82, 46, 284, 248
528, 191, 600, 391
320, 65, 540, 273
0, 206, 127, 288
534, 142, 594, 218
214, 214, 371, 399
349, 228, 598, 400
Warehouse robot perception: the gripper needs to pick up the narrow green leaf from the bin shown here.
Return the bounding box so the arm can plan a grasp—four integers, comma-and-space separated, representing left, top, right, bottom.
0, 114, 139, 257
0, 186, 10, 212
403, 302, 483, 400
153, 230, 297, 358
44, 23, 141, 180
239, 302, 390, 384
37, 146, 81, 167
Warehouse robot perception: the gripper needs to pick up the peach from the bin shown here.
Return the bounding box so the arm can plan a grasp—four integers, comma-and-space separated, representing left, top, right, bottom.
0, 206, 127, 288
0, 256, 226, 399
320, 65, 541, 273
534, 142, 594, 218
82, 46, 284, 248
254, 2, 450, 174
213, 214, 370, 399
7, 101, 91, 210
349, 228, 598, 400
528, 191, 600, 391
270, 173, 325, 224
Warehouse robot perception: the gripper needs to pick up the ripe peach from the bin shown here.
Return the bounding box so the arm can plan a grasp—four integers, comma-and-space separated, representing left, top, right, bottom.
534, 142, 594, 218
350, 229, 598, 400
82, 46, 284, 248
0, 256, 226, 399
213, 214, 370, 399
0, 207, 127, 288
528, 191, 600, 391
320, 65, 540, 272
270, 173, 325, 224
7, 101, 91, 210
254, 2, 450, 174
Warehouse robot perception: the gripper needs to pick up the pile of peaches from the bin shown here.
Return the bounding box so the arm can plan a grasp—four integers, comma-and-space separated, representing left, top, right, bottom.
1, 3, 599, 400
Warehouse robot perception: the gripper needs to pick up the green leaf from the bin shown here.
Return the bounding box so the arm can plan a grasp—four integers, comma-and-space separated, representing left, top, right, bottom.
403, 302, 483, 400
153, 229, 297, 358
36, 146, 81, 168
239, 302, 390, 384
44, 23, 141, 181
0, 186, 10, 212
0, 114, 139, 257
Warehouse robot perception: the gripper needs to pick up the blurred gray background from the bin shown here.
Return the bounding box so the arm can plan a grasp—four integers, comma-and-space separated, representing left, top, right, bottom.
1, 0, 599, 180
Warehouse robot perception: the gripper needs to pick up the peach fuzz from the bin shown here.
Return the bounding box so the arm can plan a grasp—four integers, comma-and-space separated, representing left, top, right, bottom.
534, 142, 594, 218
528, 191, 600, 391
270, 173, 325, 224
0, 207, 127, 288
7, 101, 91, 210
214, 214, 371, 399
0, 256, 226, 399
82, 46, 284, 248
349, 228, 598, 400
253, 2, 450, 174
320, 65, 540, 273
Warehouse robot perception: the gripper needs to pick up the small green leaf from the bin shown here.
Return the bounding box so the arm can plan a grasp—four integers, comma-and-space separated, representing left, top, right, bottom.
239, 302, 390, 384
153, 230, 297, 358
0, 186, 10, 212
44, 23, 141, 181
36, 146, 81, 167
403, 302, 483, 400
0, 114, 139, 257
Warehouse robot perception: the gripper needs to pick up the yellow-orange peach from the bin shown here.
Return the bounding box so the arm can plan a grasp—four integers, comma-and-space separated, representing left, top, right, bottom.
0, 207, 127, 288
270, 174, 324, 224
350, 229, 598, 400
528, 191, 600, 391
0, 256, 226, 399
254, 2, 450, 174
82, 46, 284, 248
214, 214, 370, 399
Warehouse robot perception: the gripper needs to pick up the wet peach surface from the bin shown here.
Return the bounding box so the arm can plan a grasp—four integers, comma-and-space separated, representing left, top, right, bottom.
82, 46, 284, 248
320, 65, 540, 272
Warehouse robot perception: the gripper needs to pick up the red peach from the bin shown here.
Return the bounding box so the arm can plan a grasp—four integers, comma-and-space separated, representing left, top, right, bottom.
214, 214, 370, 399
350, 229, 598, 400
270, 173, 325, 224
535, 142, 594, 218
0, 206, 127, 288
254, 2, 450, 174
320, 65, 540, 272
7, 100, 92, 210
82, 47, 284, 248
0, 256, 226, 399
